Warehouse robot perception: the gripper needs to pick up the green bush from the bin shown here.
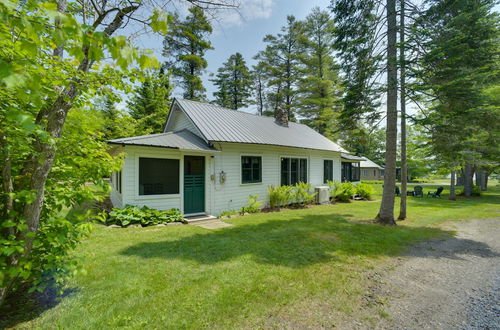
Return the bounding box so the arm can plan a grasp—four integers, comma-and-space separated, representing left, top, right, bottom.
355, 183, 375, 200
361, 180, 384, 184
268, 185, 294, 209
457, 186, 481, 197
218, 210, 238, 218
327, 181, 355, 202
105, 205, 183, 227
240, 195, 262, 214
294, 182, 316, 206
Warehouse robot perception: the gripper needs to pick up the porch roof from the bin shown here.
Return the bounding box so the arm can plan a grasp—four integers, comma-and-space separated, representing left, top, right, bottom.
107, 129, 217, 152
341, 153, 365, 162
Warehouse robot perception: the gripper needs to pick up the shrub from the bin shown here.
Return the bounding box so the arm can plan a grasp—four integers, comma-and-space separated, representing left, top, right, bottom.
328, 181, 355, 202
361, 180, 384, 185
105, 205, 183, 227
457, 186, 481, 197
294, 182, 316, 206
268, 185, 294, 209
240, 195, 262, 214
355, 183, 375, 200
218, 210, 238, 218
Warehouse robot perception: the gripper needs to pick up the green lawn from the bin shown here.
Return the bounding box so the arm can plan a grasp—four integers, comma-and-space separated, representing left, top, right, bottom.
3, 183, 499, 329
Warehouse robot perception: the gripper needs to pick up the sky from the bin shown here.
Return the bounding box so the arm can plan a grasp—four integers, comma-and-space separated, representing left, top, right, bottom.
133, 0, 332, 114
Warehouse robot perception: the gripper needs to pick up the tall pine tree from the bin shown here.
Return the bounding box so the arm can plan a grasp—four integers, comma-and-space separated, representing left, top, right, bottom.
211, 53, 253, 110
254, 16, 303, 119
128, 69, 172, 133
297, 7, 342, 139
163, 6, 213, 100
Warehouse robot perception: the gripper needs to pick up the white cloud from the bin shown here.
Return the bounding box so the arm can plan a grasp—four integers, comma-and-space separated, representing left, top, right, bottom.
218, 0, 275, 27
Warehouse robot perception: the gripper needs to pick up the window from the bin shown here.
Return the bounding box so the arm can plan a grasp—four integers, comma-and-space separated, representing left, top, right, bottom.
241, 156, 262, 184
324, 160, 333, 183
281, 157, 307, 185
139, 157, 179, 195
117, 171, 122, 194
380, 169, 385, 177
362, 169, 369, 177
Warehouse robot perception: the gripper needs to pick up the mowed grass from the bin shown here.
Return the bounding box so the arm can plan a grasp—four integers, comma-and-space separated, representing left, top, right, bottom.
4, 183, 500, 329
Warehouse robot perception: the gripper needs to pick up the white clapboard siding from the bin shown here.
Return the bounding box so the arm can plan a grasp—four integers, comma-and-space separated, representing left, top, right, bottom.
165, 105, 203, 137
110, 143, 341, 216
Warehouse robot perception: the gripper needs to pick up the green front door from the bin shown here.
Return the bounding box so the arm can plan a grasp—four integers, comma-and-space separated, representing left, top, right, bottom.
184, 156, 205, 214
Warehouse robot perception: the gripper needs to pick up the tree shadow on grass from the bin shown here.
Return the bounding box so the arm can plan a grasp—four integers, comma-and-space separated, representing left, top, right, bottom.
0, 286, 79, 329
121, 213, 498, 268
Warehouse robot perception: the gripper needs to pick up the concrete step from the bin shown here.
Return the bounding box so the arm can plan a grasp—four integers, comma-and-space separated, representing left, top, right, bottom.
184, 215, 217, 224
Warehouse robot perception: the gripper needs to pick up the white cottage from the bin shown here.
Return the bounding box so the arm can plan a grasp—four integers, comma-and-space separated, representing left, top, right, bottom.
107, 99, 360, 217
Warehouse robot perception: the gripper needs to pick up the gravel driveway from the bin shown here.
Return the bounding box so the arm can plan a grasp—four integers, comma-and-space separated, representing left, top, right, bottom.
372, 218, 500, 329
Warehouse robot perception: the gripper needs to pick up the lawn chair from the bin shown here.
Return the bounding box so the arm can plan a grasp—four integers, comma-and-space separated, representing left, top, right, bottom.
413, 185, 424, 198
427, 186, 444, 198
395, 186, 401, 197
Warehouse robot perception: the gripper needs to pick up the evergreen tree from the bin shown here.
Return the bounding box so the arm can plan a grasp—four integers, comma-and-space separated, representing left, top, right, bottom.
297, 7, 342, 139
128, 69, 172, 133
95, 96, 137, 140
254, 16, 303, 119
415, 0, 500, 197
163, 6, 213, 100
211, 53, 253, 110
331, 0, 383, 132
251, 62, 267, 115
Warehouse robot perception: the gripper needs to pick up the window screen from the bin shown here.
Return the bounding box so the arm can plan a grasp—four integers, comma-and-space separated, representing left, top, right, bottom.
241, 156, 262, 184
139, 158, 179, 195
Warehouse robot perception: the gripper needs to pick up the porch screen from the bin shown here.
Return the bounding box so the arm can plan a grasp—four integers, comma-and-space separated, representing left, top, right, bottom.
139, 157, 179, 195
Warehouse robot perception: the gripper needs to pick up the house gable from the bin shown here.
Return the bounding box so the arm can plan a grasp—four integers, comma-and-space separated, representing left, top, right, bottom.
163, 101, 204, 140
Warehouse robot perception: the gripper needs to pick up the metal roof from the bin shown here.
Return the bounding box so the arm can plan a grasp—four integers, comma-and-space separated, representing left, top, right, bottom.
341, 153, 365, 161
107, 129, 217, 152
173, 99, 347, 153
360, 158, 384, 169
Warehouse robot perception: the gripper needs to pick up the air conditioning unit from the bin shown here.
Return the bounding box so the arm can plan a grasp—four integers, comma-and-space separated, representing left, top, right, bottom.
315, 186, 330, 204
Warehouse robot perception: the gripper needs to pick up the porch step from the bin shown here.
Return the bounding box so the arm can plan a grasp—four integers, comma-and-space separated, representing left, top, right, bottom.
184, 215, 217, 224
184, 215, 233, 229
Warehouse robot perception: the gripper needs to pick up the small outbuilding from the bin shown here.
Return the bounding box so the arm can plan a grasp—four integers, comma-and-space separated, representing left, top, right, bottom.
360, 158, 385, 181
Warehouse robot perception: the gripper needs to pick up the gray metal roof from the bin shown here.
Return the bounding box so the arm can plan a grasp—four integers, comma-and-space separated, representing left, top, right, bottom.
107, 129, 217, 152
360, 158, 384, 169
173, 99, 347, 153
341, 153, 365, 161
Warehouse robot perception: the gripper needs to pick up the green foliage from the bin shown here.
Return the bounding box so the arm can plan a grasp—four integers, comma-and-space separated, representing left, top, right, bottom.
240, 195, 262, 214
297, 7, 342, 139
127, 68, 172, 134
94, 95, 138, 140
331, 0, 383, 132
361, 180, 384, 185
339, 125, 386, 167
106, 205, 183, 227
211, 53, 253, 110
268, 185, 294, 209
458, 186, 481, 197
293, 182, 316, 206
355, 183, 375, 200
0, 0, 164, 303
218, 210, 238, 219
163, 6, 213, 100
254, 15, 303, 118
327, 181, 355, 202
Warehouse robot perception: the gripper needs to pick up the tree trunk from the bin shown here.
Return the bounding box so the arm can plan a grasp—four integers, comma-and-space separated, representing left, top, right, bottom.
398, 0, 407, 220
376, 0, 397, 225
476, 168, 487, 191
449, 170, 456, 200
484, 172, 489, 191
463, 163, 473, 197
456, 168, 464, 186
0, 4, 139, 307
